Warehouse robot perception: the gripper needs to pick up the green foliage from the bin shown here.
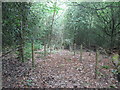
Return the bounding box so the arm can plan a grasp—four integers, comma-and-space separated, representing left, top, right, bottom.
111, 69, 118, 74
24, 43, 32, 60
24, 42, 43, 60
26, 79, 33, 87
63, 39, 72, 49
96, 71, 101, 75
2, 2, 31, 47
101, 65, 110, 69
109, 85, 117, 88
64, 2, 120, 49
34, 42, 43, 51
112, 54, 120, 73
2, 2, 120, 63
112, 54, 119, 62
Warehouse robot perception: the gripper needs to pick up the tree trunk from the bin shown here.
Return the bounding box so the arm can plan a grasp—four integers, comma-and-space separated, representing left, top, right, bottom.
44, 40, 47, 57
18, 18, 24, 62
110, 5, 115, 50
95, 49, 99, 79
31, 40, 34, 67
74, 43, 76, 55
49, 2, 57, 54
69, 45, 72, 51
80, 44, 83, 61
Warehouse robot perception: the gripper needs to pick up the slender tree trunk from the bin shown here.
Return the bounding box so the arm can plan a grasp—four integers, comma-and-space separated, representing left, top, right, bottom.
44, 40, 47, 57
80, 44, 83, 61
31, 40, 34, 67
20, 42, 24, 62
110, 35, 114, 50
95, 49, 99, 79
69, 45, 72, 51
49, 2, 57, 54
118, 53, 120, 76
18, 18, 24, 62
74, 43, 76, 55
110, 5, 115, 50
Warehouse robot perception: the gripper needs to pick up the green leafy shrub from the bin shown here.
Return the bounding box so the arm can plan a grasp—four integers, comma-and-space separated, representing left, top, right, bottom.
24, 42, 43, 60
24, 43, 32, 60
109, 85, 117, 88
101, 65, 110, 69
112, 54, 120, 73
34, 42, 43, 51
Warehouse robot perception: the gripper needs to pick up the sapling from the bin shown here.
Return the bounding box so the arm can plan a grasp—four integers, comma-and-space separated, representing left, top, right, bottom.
74, 43, 76, 55
95, 49, 99, 79
31, 40, 35, 67
44, 41, 47, 57
117, 55, 120, 82
80, 44, 83, 61
69, 45, 72, 52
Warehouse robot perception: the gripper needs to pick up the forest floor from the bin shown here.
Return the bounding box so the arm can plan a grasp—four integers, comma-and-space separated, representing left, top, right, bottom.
2, 49, 120, 88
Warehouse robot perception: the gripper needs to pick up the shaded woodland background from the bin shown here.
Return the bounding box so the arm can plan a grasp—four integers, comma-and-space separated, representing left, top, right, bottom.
2, 2, 120, 57
1, 1, 120, 88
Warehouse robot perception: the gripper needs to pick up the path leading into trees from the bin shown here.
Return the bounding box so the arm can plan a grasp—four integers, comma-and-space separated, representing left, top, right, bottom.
2, 50, 119, 88
27, 50, 118, 88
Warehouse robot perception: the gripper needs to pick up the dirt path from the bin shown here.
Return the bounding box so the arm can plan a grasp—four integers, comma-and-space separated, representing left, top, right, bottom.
26, 50, 118, 88
2, 50, 119, 88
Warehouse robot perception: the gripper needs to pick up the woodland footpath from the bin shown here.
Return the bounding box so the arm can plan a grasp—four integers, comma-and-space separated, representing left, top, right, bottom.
2, 1, 120, 88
